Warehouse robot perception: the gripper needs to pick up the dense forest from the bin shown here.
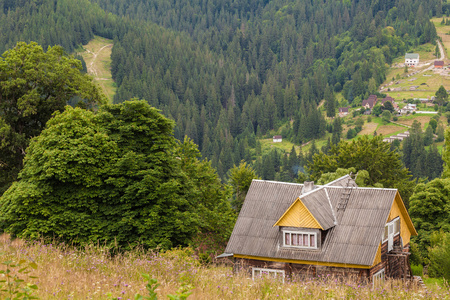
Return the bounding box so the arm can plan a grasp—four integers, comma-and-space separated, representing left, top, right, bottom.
1, 0, 450, 281
0, 0, 441, 181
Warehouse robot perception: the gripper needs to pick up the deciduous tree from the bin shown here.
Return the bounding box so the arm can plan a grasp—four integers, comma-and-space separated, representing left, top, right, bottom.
0, 42, 105, 194
0, 101, 234, 249
308, 135, 413, 202
227, 160, 260, 213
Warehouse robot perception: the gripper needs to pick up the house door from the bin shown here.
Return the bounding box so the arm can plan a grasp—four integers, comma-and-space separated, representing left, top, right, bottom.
388, 223, 394, 252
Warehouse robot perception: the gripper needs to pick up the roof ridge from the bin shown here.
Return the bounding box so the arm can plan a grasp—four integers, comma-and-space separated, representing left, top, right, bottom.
252, 179, 303, 186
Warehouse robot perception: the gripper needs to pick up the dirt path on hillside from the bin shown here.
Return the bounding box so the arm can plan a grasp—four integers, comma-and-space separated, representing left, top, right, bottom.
85, 44, 113, 79
437, 39, 445, 60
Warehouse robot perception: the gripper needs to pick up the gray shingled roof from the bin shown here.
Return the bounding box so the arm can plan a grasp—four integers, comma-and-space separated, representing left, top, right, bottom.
225, 177, 397, 266
405, 53, 419, 59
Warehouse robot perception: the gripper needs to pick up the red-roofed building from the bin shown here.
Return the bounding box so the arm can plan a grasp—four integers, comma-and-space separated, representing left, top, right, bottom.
434, 61, 444, 68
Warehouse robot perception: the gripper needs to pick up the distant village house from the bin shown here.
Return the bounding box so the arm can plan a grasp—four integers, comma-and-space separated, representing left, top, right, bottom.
380, 96, 398, 110
434, 60, 444, 68
220, 175, 417, 282
338, 107, 349, 117
362, 95, 378, 110
405, 53, 419, 67
400, 103, 416, 114
273, 135, 282, 143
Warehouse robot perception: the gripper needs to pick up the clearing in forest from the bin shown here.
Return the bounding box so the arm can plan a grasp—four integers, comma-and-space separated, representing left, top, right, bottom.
78, 36, 115, 102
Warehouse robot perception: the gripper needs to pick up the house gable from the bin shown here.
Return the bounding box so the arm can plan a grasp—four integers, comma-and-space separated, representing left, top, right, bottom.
273, 198, 323, 229
371, 243, 382, 267
387, 191, 418, 245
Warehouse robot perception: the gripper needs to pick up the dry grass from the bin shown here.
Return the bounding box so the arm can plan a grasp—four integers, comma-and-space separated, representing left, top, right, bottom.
374, 124, 405, 136
358, 122, 378, 136
396, 116, 432, 128
78, 36, 116, 103
1, 235, 449, 299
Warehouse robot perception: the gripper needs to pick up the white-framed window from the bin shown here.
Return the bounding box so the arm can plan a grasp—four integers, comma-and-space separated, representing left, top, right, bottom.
373, 268, 385, 286
393, 218, 400, 236
252, 267, 285, 282
382, 217, 400, 242
283, 230, 318, 249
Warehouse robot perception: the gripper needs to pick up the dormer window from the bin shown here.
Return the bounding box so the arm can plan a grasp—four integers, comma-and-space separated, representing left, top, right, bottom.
283, 230, 318, 249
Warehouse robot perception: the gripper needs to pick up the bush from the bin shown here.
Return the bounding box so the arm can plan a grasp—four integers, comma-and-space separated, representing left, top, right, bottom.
393, 116, 398, 121
428, 231, 450, 280
346, 128, 357, 139
411, 264, 423, 276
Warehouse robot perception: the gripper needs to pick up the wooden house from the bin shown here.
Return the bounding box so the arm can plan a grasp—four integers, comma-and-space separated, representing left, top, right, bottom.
338, 107, 349, 117
220, 175, 417, 282
362, 95, 378, 110
381, 96, 398, 110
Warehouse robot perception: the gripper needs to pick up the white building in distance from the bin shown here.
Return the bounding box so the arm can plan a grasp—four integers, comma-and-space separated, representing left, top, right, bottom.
405, 53, 419, 67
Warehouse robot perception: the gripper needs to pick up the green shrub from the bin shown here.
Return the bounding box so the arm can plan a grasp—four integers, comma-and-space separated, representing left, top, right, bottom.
411, 264, 423, 276
428, 231, 450, 280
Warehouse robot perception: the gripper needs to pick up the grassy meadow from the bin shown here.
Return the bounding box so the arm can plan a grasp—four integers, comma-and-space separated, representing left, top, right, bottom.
432, 17, 450, 58
78, 36, 116, 102
1, 235, 449, 299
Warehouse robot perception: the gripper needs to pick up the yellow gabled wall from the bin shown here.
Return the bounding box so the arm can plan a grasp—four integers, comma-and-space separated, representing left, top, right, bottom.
387, 192, 418, 245
273, 198, 322, 229
371, 243, 382, 267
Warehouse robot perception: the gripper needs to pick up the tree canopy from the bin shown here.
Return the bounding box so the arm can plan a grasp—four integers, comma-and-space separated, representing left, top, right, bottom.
227, 160, 260, 213
0, 101, 235, 249
435, 85, 448, 106
409, 178, 450, 261
0, 42, 105, 194
308, 135, 413, 202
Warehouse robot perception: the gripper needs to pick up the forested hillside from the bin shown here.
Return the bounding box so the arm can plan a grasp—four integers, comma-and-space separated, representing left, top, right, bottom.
0, 0, 440, 180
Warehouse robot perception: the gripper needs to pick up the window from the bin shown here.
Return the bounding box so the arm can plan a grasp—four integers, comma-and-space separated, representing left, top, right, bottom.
373, 269, 385, 286
252, 268, 285, 282
394, 218, 400, 236
382, 217, 400, 242
283, 231, 317, 249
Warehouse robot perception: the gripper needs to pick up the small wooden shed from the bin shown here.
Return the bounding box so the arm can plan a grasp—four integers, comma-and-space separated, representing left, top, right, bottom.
221, 175, 417, 282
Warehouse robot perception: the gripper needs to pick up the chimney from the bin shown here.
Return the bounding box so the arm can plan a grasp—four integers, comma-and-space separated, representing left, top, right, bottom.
302, 181, 315, 194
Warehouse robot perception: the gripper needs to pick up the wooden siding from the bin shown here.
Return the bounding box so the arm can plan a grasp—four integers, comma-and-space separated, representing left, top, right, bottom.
273, 198, 322, 229
387, 192, 418, 245
236, 258, 371, 280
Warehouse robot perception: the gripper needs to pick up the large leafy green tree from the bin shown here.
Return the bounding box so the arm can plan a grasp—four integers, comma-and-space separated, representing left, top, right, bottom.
435, 85, 448, 106
0, 101, 234, 249
308, 135, 413, 202
227, 160, 260, 213
409, 178, 450, 261
0, 42, 105, 194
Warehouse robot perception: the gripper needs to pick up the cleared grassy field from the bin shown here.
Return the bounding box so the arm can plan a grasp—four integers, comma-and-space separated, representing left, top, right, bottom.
78, 36, 115, 102
260, 138, 300, 154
